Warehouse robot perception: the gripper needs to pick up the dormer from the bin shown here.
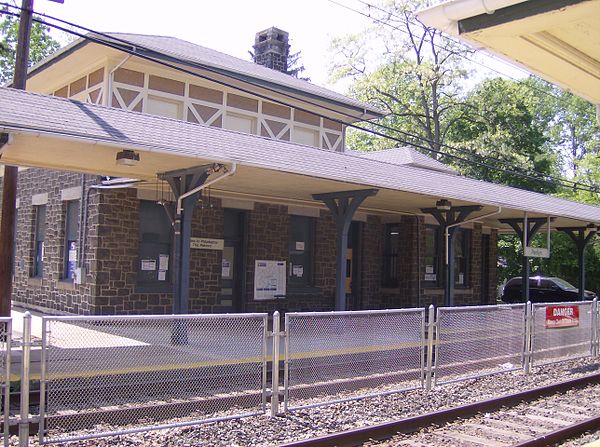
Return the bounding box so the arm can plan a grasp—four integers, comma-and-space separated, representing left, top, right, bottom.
24, 32, 384, 153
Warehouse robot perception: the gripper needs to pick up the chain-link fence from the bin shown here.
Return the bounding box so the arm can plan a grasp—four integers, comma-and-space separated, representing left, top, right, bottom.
531, 301, 596, 366
39, 313, 268, 444
434, 304, 526, 385
0, 318, 11, 447
284, 309, 425, 410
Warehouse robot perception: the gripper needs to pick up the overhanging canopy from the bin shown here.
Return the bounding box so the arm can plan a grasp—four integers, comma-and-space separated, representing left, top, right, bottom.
418, 0, 600, 106
0, 87, 599, 229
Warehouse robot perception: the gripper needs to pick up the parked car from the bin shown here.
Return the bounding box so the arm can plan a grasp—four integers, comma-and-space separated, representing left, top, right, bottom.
501, 276, 597, 303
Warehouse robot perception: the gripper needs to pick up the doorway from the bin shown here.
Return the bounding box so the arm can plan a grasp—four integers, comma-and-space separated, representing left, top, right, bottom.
346, 221, 362, 310
219, 209, 246, 312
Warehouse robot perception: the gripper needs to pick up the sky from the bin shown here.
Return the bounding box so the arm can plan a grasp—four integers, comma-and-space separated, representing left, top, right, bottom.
30, 0, 526, 93
33, 0, 375, 90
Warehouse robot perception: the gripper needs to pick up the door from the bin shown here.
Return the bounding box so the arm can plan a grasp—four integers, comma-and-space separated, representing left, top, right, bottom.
219, 209, 246, 312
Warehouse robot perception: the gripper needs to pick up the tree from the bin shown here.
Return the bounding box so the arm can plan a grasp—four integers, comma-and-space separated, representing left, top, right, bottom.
0, 8, 60, 84
329, 0, 471, 157
447, 77, 560, 192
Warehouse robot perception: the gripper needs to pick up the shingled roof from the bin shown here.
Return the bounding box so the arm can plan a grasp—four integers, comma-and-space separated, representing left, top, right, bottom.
0, 87, 599, 223
360, 147, 457, 175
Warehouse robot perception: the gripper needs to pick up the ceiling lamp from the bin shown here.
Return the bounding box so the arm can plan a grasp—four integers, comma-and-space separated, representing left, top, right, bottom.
116, 149, 140, 167
435, 199, 452, 211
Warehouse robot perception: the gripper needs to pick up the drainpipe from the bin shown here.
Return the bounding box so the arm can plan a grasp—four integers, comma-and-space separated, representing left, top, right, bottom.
176, 163, 237, 215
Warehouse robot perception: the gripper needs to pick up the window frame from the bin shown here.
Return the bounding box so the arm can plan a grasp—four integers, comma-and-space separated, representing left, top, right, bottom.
136, 200, 173, 292
453, 228, 471, 288
288, 215, 315, 290
32, 204, 46, 278
382, 223, 400, 288
63, 200, 80, 281
423, 225, 442, 288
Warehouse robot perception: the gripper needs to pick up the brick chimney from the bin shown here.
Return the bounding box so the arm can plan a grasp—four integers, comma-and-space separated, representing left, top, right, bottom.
253, 27, 290, 73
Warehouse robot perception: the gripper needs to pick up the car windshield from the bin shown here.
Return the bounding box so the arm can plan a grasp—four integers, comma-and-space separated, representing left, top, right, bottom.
551, 277, 577, 291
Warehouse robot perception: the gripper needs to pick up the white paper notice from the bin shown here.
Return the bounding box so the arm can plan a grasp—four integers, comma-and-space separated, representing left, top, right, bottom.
158, 271, 166, 281
221, 260, 231, 278
295, 241, 305, 251
141, 259, 156, 271
292, 264, 304, 277
254, 260, 286, 300
159, 254, 169, 271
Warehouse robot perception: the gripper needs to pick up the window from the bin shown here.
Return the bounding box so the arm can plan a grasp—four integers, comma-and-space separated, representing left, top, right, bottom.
291, 127, 319, 147
423, 225, 440, 287
453, 229, 471, 287
146, 96, 183, 119
137, 201, 172, 288
63, 200, 80, 280
288, 215, 314, 288
32, 205, 46, 278
224, 113, 256, 134
382, 224, 400, 287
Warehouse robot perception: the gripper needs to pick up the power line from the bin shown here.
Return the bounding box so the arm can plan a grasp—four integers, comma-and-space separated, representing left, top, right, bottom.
339, 0, 568, 104
1, 4, 598, 194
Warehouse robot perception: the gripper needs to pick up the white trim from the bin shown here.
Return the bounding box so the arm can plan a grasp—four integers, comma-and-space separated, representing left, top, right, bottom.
60, 186, 81, 201
417, 0, 527, 35
221, 198, 254, 210
288, 205, 320, 218
31, 193, 48, 206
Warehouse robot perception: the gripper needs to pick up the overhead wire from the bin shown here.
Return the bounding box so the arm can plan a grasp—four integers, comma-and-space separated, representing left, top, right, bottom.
0, 3, 598, 194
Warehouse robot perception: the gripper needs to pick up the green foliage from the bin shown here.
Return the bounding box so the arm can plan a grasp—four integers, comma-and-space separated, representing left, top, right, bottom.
329, 0, 471, 157
447, 77, 560, 192
0, 10, 60, 84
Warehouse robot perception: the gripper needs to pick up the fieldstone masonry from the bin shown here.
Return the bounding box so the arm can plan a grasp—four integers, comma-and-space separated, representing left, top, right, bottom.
1, 168, 498, 315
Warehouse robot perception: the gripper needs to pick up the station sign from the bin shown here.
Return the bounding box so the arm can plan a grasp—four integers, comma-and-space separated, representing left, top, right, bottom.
545, 305, 579, 328
524, 246, 549, 258
190, 238, 224, 250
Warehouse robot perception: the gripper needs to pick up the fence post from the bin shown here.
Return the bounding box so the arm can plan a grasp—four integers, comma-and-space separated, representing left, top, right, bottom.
425, 304, 435, 391
18, 312, 31, 447
3, 319, 12, 447
592, 298, 598, 357
271, 311, 281, 417
523, 301, 533, 375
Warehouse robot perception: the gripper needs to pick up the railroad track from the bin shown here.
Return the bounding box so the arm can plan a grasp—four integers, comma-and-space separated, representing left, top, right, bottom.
277, 373, 600, 447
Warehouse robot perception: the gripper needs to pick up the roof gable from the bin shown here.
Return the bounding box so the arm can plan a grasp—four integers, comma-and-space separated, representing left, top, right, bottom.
360, 147, 458, 175
27, 32, 385, 121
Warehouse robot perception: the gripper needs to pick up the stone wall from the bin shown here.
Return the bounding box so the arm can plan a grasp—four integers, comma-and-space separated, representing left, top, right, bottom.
6, 172, 499, 315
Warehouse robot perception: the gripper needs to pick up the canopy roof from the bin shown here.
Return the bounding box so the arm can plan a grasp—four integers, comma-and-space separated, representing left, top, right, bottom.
0, 87, 598, 228
418, 0, 600, 105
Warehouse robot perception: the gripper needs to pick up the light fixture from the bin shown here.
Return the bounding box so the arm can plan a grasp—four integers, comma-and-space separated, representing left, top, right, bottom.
116, 149, 140, 167
435, 199, 452, 211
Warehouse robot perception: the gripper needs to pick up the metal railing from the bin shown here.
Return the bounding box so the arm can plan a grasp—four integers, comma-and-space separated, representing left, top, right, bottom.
283, 308, 426, 410
434, 304, 526, 385
38, 313, 268, 444
530, 300, 597, 367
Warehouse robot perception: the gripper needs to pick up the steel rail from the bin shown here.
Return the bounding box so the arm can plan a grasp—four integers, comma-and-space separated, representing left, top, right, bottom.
276, 372, 600, 447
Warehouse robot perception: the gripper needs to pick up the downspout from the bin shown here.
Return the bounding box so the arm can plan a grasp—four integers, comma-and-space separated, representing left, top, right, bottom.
445, 207, 502, 264
176, 163, 237, 215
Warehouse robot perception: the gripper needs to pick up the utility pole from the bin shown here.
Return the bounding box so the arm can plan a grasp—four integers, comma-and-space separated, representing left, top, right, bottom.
0, 0, 34, 316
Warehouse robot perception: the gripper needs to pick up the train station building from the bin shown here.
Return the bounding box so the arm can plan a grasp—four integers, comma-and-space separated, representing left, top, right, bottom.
1, 27, 599, 316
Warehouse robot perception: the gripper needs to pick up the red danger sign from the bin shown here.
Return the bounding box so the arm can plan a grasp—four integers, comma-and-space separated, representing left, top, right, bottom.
545, 305, 580, 328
